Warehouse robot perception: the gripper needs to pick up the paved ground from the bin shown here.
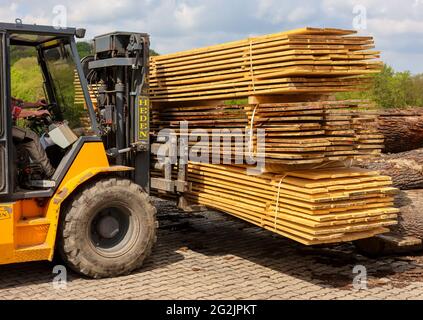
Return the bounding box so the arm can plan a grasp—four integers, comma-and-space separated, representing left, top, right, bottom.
1, 198, 423, 300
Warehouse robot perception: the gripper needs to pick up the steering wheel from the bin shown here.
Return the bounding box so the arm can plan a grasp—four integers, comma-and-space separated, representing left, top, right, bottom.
24, 105, 55, 135
37, 102, 57, 113
28, 102, 61, 121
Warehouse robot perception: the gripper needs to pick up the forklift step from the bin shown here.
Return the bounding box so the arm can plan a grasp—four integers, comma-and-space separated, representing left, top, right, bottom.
16, 243, 51, 251
13, 243, 52, 263
15, 218, 51, 248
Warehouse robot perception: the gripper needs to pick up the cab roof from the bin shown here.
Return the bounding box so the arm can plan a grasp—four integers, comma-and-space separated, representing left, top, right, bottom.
0, 22, 80, 46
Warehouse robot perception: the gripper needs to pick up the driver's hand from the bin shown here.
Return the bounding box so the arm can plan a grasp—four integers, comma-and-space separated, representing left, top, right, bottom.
36, 99, 48, 107
34, 109, 50, 117
19, 109, 51, 118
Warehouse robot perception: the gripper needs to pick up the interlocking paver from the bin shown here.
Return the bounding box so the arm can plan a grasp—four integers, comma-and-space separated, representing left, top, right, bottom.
1, 198, 423, 300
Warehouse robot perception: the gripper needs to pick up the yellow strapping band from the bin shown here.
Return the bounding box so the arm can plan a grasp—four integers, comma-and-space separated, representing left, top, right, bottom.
273, 173, 288, 230
248, 104, 259, 158
249, 39, 256, 92
271, 159, 355, 231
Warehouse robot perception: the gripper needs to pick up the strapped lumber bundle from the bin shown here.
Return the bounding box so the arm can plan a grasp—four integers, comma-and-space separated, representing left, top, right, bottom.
152, 104, 248, 130
152, 100, 382, 164
150, 27, 381, 102
185, 163, 399, 245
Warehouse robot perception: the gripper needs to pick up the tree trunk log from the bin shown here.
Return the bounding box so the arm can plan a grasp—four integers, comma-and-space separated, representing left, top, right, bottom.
376, 108, 423, 153
358, 148, 423, 190
354, 190, 423, 255
393, 190, 423, 240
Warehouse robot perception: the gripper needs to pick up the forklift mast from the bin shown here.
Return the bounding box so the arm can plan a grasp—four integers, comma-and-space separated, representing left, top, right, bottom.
88, 32, 193, 210
88, 32, 151, 191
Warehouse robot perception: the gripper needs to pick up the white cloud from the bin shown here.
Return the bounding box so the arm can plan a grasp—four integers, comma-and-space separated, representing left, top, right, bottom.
174, 2, 205, 29
368, 18, 423, 35
68, 0, 134, 24
255, 1, 315, 24
383, 50, 423, 72
287, 7, 314, 23
0, 3, 18, 21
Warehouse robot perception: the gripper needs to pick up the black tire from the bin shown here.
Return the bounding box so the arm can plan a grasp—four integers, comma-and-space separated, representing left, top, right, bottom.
57, 178, 157, 278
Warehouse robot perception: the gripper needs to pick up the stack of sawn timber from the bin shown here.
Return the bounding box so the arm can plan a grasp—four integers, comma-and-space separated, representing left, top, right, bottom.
185, 163, 399, 245
152, 100, 383, 164
74, 70, 100, 109
150, 27, 380, 102
147, 27, 398, 244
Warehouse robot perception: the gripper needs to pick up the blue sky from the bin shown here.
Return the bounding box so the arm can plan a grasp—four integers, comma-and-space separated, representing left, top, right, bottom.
1, 0, 422, 73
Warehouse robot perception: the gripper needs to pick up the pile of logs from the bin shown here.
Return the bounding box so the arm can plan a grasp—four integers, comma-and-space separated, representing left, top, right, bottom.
150, 27, 381, 102
376, 108, 423, 154
358, 107, 423, 244
359, 149, 423, 190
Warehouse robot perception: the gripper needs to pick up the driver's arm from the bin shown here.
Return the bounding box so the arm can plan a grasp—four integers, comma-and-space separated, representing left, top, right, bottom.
12, 97, 49, 118
19, 99, 47, 109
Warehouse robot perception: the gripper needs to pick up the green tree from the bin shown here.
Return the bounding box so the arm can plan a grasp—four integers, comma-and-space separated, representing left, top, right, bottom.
337, 64, 423, 109
149, 49, 159, 56
411, 74, 423, 106
76, 41, 93, 59
374, 66, 423, 108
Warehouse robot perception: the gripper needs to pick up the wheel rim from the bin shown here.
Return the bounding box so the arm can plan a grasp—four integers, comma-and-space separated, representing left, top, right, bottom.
89, 206, 133, 255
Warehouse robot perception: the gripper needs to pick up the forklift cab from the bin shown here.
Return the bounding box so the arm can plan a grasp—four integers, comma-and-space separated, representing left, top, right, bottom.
0, 22, 99, 202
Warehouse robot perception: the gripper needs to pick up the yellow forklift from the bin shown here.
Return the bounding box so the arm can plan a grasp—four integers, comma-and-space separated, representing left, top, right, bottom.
0, 21, 159, 278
